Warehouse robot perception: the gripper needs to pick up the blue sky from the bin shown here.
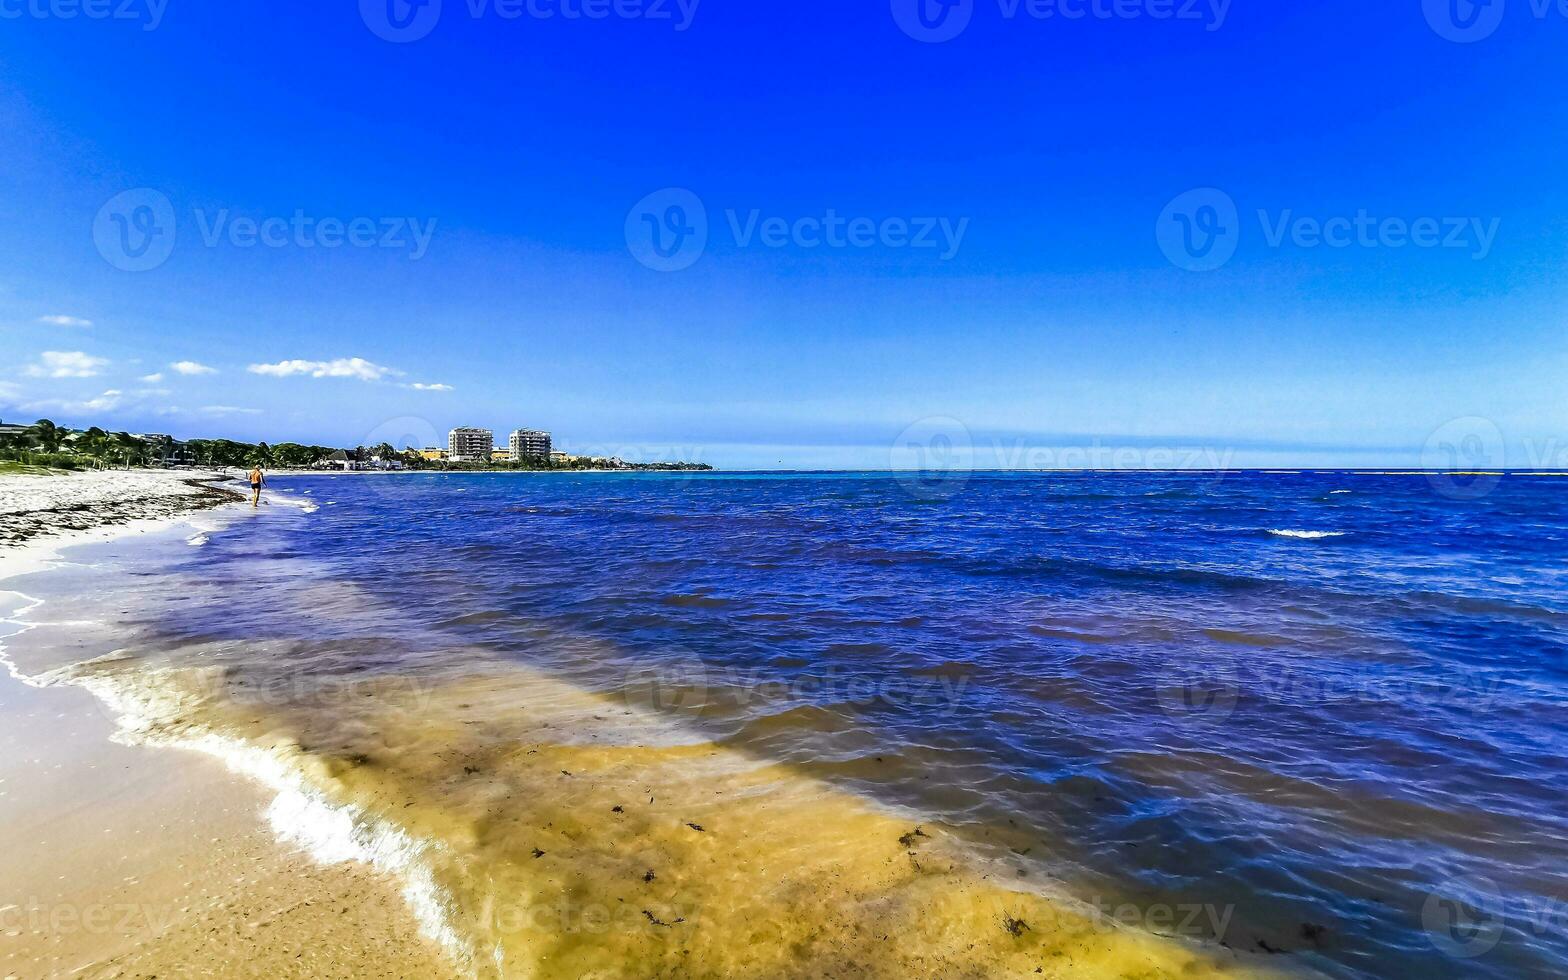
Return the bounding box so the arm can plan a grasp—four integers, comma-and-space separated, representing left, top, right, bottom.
1, 0, 1564, 469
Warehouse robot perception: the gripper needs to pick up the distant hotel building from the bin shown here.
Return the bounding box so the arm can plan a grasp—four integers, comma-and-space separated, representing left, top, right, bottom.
448, 427, 493, 462
509, 429, 552, 461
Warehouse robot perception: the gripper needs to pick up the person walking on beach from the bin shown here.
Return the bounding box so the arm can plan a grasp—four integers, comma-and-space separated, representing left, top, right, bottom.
249, 465, 265, 507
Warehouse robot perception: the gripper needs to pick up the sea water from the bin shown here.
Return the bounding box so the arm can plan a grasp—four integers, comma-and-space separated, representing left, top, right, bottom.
4, 471, 1564, 978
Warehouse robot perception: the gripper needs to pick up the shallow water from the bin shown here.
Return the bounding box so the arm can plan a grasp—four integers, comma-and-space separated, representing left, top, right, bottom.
6, 472, 1566, 977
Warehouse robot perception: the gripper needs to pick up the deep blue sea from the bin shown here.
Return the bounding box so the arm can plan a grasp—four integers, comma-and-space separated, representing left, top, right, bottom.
33, 471, 1568, 977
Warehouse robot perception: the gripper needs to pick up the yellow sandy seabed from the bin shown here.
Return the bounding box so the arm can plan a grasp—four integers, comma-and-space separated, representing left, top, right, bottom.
70, 650, 1293, 980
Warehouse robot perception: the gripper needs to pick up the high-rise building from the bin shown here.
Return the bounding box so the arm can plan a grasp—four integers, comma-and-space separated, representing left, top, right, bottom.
448, 427, 493, 461
509, 429, 552, 461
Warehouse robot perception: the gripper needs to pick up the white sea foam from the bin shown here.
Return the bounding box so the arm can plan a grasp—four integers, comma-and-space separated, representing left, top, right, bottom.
0, 560, 473, 975
266, 490, 321, 516
187, 533, 210, 547
71, 666, 475, 973
1268, 529, 1347, 540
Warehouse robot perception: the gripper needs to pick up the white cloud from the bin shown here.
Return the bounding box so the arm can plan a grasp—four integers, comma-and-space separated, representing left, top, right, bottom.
409, 382, 454, 391
26, 351, 109, 378
81, 390, 123, 411
37, 315, 93, 328
248, 357, 402, 382
200, 405, 262, 416
22, 389, 124, 414
140, 373, 165, 383
170, 360, 218, 376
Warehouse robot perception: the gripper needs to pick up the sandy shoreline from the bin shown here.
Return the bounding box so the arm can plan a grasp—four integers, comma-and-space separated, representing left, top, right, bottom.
0, 471, 453, 979
0, 469, 245, 550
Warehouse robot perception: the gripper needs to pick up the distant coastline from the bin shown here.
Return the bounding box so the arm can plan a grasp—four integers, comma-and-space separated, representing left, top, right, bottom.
0, 417, 712, 474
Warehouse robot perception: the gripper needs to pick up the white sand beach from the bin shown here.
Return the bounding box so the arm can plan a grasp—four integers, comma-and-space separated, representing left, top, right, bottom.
0, 468, 247, 549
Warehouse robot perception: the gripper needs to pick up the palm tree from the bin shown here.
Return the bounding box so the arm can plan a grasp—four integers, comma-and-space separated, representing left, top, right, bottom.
113, 431, 145, 469
78, 427, 110, 468
27, 419, 63, 454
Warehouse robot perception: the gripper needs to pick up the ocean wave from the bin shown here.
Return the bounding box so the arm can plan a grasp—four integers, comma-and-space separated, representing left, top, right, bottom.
187, 532, 210, 546
1267, 529, 1347, 540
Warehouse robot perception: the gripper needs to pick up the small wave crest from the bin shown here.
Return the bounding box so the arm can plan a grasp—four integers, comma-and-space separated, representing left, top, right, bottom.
1268, 529, 1347, 540
64, 666, 473, 972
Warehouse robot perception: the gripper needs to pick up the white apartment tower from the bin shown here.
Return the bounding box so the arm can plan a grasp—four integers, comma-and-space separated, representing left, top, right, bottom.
448, 427, 494, 461
509, 429, 552, 461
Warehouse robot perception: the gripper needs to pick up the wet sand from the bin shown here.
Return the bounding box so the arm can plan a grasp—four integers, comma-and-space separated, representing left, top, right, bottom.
0, 486, 452, 979
0, 670, 452, 979
68, 648, 1287, 980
